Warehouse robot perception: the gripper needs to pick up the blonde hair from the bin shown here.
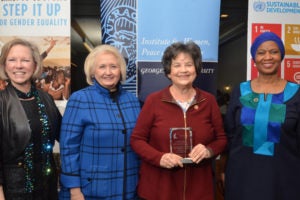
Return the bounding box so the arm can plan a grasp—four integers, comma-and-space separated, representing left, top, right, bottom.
0, 38, 42, 81
84, 44, 127, 85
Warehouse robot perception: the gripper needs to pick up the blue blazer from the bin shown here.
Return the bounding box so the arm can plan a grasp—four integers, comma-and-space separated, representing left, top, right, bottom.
59, 81, 140, 200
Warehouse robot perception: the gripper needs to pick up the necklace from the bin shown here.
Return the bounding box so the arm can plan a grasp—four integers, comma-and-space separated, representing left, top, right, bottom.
13, 84, 34, 99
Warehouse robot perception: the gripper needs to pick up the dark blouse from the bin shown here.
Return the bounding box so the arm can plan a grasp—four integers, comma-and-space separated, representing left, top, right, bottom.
224, 81, 300, 200
21, 99, 42, 162
19, 99, 58, 200
0, 84, 60, 200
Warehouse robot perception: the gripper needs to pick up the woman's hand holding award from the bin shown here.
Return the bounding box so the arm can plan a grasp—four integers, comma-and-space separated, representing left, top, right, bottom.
170, 127, 193, 164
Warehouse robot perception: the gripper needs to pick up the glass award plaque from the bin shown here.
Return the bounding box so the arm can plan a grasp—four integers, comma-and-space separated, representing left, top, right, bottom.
170, 127, 193, 164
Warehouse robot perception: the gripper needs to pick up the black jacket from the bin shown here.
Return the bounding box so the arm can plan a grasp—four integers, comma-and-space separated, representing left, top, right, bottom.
0, 84, 61, 184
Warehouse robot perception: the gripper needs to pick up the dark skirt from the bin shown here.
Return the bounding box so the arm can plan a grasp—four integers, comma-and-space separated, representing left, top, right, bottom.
3, 161, 58, 200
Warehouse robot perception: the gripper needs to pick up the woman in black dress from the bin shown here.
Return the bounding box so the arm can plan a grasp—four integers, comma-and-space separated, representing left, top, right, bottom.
224, 32, 300, 200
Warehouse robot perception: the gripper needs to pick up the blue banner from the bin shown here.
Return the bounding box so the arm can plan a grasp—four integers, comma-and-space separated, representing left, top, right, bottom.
100, 0, 221, 101
137, 0, 220, 62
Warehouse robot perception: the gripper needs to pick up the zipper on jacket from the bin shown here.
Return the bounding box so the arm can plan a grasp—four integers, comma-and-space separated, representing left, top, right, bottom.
165, 96, 207, 200
183, 110, 187, 200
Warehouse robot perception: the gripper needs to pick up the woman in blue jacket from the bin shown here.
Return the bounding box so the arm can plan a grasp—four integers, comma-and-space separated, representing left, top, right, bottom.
59, 45, 141, 200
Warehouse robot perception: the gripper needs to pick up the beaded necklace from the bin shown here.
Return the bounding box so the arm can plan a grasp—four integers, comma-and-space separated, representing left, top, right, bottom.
13, 84, 52, 193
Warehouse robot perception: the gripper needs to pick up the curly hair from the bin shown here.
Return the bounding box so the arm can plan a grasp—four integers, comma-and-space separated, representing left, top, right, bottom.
161, 41, 202, 77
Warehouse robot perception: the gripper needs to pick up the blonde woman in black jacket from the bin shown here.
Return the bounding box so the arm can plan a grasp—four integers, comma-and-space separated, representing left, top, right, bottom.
0, 38, 61, 200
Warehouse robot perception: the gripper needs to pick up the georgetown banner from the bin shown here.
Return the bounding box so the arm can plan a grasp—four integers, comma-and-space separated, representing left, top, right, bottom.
100, 0, 221, 101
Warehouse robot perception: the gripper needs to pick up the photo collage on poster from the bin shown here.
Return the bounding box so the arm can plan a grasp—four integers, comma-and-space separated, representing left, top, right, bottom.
0, 36, 71, 115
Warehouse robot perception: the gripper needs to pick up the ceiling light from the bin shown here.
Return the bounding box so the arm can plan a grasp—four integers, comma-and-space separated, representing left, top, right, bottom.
220, 14, 229, 18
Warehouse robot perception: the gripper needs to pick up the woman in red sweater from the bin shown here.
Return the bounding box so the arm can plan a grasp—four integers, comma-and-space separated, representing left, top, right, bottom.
130, 41, 227, 200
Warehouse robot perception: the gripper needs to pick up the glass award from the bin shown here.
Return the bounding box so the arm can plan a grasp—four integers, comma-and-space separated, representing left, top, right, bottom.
169, 127, 193, 164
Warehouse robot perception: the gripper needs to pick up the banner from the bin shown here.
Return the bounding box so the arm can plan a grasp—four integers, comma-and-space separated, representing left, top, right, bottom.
137, 0, 220, 102
137, 0, 220, 62
247, 0, 300, 82
0, 0, 71, 115
100, 0, 137, 94
100, 0, 221, 102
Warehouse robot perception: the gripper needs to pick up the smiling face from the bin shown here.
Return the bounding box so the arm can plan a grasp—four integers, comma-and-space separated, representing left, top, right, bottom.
5, 44, 36, 90
93, 52, 121, 91
167, 52, 197, 88
255, 41, 282, 76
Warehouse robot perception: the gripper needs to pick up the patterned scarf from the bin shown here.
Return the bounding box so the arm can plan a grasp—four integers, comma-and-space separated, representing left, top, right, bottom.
13, 84, 53, 193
